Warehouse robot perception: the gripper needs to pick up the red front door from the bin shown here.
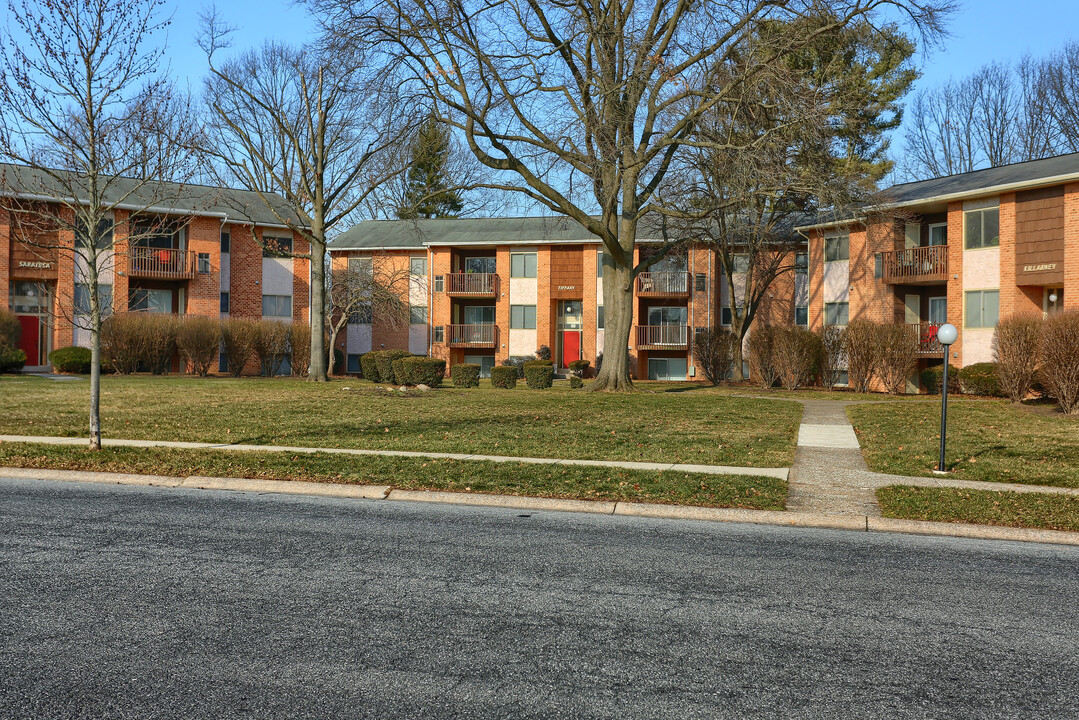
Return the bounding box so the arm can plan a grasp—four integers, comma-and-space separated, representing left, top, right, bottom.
17, 315, 39, 366
561, 331, 581, 367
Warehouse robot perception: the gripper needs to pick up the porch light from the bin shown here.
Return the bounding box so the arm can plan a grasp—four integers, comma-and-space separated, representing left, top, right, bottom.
935, 323, 957, 475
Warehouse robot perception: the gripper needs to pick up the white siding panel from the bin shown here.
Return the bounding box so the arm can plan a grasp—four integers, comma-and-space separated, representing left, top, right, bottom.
963, 328, 995, 365
262, 257, 293, 295
795, 273, 809, 306
409, 325, 428, 355
346, 325, 373, 354
508, 328, 537, 356
962, 247, 1000, 290
509, 277, 538, 304
823, 261, 850, 304
221, 252, 230, 291
409, 275, 428, 306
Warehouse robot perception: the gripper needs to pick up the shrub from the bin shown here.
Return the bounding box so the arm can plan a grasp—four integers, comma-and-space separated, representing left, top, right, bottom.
500, 355, 535, 379
176, 316, 220, 377
0, 348, 27, 373
490, 365, 518, 389
0, 308, 19, 352
392, 356, 446, 386
100, 313, 146, 374
958, 362, 1004, 397
921, 363, 961, 395
252, 320, 290, 376
748, 324, 778, 389
844, 318, 883, 393
817, 326, 845, 390
332, 348, 345, 376
360, 352, 381, 382
569, 375, 583, 389
773, 327, 821, 391
524, 361, 555, 389
1039, 309, 1079, 414
535, 344, 552, 361
452, 362, 481, 388
141, 313, 178, 374
568, 359, 591, 377
376, 349, 412, 384
877, 323, 920, 395
692, 328, 737, 386
993, 314, 1042, 403
48, 346, 92, 374
289, 323, 312, 377
221, 319, 257, 377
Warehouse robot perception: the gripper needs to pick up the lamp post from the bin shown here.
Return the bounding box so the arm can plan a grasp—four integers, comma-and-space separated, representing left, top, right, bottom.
935, 323, 958, 474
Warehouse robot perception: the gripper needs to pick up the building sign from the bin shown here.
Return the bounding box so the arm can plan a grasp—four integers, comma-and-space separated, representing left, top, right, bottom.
1022, 263, 1057, 273
557, 285, 576, 291
18, 261, 53, 269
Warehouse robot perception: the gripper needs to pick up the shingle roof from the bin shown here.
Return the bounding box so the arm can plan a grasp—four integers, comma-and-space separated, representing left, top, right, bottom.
331, 215, 613, 250
882, 153, 1079, 206
0, 164, 303, 228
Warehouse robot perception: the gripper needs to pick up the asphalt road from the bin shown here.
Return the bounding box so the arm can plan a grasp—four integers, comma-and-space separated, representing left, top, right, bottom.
1, 476, 1077, 720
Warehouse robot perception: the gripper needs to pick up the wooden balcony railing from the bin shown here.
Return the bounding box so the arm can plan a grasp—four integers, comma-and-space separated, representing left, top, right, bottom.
880, 245, 948, 284
636, 271, 691, 297
636, 324, 689, 349
127, 247, 198, 280
445, 273, 498, 296
911, 322, 945, 356
446, 324, 498, 348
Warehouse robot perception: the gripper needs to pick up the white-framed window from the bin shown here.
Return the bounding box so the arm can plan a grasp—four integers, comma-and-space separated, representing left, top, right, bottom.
262, 236, 293, 257
409, 306, 428, 325
197, 253, 211, 274
262, 294, 292, 317
410, 256, 428, 276
74, 283, 113, 316
824, 235, 850, 262
433, 275, 444, 293
510, 252, 537, 278
964, 290, 999, 328
928, 297, 947, 325
130, 288, 172, 313
796, 306, 808, 326
220, 230, 230, 253
928, 223, 948, 246
510, 304, 537, 329
348, 256, 373, 276
824, 301, 849, 326
433, 326, 445, 343
964, 208, 999, 250
795, 251, 808, 273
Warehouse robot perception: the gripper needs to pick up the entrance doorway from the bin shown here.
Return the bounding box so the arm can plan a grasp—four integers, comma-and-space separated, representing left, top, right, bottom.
555, 300, 583, 370
647, 357, 688, 381
1045, 288, 1064, 317
11, 281, 52, 368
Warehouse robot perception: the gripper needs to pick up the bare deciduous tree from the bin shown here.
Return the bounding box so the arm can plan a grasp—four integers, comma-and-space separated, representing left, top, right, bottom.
0, 0, 201, 449
310, 0, 949, 391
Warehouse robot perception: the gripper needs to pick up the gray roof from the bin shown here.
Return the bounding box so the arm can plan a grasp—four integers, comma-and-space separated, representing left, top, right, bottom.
331, 216, 613, 250
0, 163, 303, 228
882, 152, 1079, 206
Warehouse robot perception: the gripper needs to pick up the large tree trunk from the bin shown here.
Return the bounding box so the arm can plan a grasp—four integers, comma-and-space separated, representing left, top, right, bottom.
308, 235, 328, 382
590, 259, 635, 391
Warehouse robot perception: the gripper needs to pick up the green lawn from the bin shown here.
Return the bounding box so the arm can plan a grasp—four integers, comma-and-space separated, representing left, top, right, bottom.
849, 401, 1079, 488
0, 443, 787, 510
0, 375, 801, 467
877, 485, 1079, 533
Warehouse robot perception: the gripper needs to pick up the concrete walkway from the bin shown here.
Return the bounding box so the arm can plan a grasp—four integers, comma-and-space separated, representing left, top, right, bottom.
0, 434, 790, 480
788, 400, 878, 516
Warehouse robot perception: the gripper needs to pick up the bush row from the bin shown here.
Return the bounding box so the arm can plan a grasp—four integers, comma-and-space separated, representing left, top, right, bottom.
995, 310, 1079, 414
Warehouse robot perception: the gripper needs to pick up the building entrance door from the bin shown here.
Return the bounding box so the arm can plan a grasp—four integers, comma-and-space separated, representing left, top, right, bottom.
1045, 288, 1064, 317
555, 300, 583, 371
12, 281, 52, 368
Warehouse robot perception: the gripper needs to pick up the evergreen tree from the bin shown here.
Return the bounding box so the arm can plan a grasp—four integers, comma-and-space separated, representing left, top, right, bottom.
397, 116, 464, 219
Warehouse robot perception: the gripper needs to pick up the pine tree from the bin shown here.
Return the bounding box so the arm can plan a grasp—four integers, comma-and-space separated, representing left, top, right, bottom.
397, 115, 464, 219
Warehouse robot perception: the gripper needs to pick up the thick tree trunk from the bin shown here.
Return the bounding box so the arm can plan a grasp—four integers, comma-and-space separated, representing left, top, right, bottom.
590, 260, 635, 391
308, 237, 328, 382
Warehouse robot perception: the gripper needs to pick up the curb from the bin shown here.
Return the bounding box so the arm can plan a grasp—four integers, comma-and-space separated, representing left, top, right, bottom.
3, 466, 1079, 548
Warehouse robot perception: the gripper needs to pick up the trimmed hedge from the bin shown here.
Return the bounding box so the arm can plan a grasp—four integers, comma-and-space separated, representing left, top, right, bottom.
375, 349, 412, 384
959, 362, 1004, 397
392, 356, 446, 387
568, 359, 591, 377
452, 363, 481, 388
569, 375, 583, 389
490, 366, 518, 389
360, 352, 380, 382
921, 364, 961, 394
524, 362, 555, 389
0, 348, 27, 373
0, 308, 19, 352
49, 346, 92, 374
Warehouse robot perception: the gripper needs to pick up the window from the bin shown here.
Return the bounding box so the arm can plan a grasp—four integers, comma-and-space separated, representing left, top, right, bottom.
732, 253, 751, 273
348, 302, 372, 325
824, 301, 849, 326
464, 256, 495, 274
129, 288, 172, 313
346, 354, 363, 374
434, 275, 444, 293
796, 306, 808, 326
965, 290, 999, 328
198, 253, 211, 274
262, 294, 292, 317
262, 236, 293, 257
721, 307, 732, 326
348, 256, 373, 276
410, 256, 428, 276
463, 305, 496, 324
433, 326, 445, 344
795, 252, 808, 273
219, 352, 228, 373
220, 292, 230, 314
75, 218, 114, 251
694, 273, 706, 292
510, 253, 537, 278
929, 297, 947, 325
964, 208, 999, 250
598, 249, 613, 277
597, 305, 604, 330
220, 231, 231, 253
928, 223, 947, 247
410, 306, 428, 325
510, 304, 537, 329
647, 306, 687, 326
874, 253, 883, 279
74, 283, 113, 316
694, 326, 708, 343
824, 235, 850, 262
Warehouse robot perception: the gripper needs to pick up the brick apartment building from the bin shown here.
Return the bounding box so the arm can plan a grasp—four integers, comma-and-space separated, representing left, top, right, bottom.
1, 166, 309, 372
799, 153, 1079, 380
330, 216, 809, 381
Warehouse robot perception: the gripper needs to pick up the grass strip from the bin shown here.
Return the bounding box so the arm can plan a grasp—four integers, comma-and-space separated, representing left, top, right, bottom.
877, 485, 1079, 533
0, 443, 787, 510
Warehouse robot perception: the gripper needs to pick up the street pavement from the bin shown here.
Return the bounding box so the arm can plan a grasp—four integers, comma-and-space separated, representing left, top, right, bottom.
1, 475, 1077, 719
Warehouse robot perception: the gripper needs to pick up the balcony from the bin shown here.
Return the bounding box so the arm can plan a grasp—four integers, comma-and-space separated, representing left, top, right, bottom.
127, 247, 198, 280
911, 322, 945, 356
446, 273, 498, 297
636, 324, 689, 350
880, 245, 948, 285
446, 324, 498, 348
636, 271, 690, 297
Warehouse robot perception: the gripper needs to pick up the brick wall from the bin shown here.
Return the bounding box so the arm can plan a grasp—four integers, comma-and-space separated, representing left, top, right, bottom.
1066, 182, 1079, 310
